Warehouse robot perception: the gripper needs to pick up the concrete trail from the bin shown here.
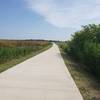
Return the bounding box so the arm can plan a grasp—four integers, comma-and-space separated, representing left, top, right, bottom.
0, 43, 83, 100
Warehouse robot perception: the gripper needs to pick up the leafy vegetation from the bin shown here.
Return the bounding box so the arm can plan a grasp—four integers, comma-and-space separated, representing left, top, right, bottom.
0, 40, 52, 72
63, 24, 100, 80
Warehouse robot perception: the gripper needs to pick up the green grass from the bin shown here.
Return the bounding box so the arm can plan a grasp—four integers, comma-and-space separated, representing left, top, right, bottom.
0, 40, 52, 73
0, 40, 51, 64
58, 45, 100, 100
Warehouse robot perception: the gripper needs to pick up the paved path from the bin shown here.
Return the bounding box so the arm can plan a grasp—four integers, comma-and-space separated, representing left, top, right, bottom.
0, 43, 83, 100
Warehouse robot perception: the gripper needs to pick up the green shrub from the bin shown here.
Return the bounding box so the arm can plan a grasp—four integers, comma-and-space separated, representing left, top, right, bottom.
59, 42, 68, 52
64, 24, 100, 79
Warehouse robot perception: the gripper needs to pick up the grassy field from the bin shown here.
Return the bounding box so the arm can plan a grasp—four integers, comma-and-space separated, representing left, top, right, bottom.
58, 43, 100, 100
0, 40, 52, 72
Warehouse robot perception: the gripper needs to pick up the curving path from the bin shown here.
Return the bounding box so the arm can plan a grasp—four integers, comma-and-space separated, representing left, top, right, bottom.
0, 43, 83, 100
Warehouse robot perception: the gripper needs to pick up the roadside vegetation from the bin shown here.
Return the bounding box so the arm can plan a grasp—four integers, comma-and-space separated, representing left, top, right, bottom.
67, 24, 100, 79
58, 24, 100, 100
0, 40, 52, 72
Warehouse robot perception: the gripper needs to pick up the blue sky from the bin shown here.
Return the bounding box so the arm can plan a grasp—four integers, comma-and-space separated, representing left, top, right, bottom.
0, 0, 100, 40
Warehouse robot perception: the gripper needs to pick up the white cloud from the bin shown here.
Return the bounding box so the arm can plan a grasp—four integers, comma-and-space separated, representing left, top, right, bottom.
24, 0, 100, 29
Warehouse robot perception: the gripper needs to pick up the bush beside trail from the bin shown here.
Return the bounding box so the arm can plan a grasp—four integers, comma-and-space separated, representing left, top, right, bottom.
62, 24, 100, 79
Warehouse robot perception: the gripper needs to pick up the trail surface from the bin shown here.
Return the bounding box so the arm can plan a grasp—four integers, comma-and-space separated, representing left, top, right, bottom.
0, 43, 83, 100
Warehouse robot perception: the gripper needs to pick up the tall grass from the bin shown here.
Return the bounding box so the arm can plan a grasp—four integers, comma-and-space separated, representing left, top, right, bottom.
0, 40, 51, 64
